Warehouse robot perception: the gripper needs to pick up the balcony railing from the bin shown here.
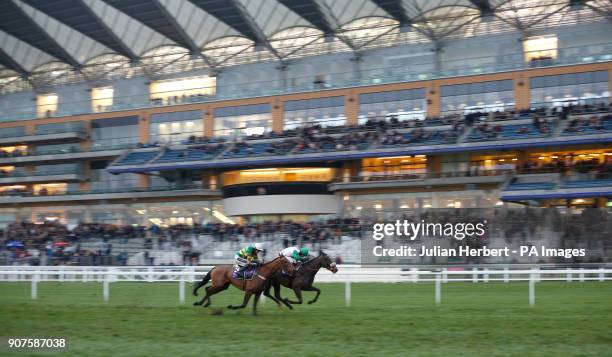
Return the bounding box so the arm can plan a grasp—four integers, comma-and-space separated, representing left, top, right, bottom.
338, 170, 513, 183
0, 183, 214, 199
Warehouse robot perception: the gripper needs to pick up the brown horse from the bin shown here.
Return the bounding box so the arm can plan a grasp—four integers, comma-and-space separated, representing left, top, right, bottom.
264, 252, 338, 309
192, 256, 295, 315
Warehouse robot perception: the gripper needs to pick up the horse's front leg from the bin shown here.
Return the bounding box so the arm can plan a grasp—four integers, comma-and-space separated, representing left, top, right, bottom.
275, 283, 293, 310
252, 292, 262, 316
286, 287, 303, 304
227, 291, 252, 310
263, 282, 283, 308
303, 286, 321, 304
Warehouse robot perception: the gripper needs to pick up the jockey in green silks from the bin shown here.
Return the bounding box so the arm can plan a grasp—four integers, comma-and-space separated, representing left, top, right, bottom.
279, 246, 310, 263
234, 243, 264, 277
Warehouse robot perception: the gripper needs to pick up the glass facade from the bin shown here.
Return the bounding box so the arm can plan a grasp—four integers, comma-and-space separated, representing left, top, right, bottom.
359, 88, 426, 123
35, 121, 85, 134
90, 160, 140, 191
150, 110, 203, 144
0, 126, 25, 138
530, 71, 610, 107
214, 104, 271, 138
343, 191, 502, 220
440, 80, 514, 114
5, 201, 230, 227
91, 116, 139, 150
284, 96, 345, 129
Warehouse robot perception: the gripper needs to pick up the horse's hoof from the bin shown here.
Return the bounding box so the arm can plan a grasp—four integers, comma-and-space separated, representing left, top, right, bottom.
308, 301, 315, 305
226, 305, 233, 309
193, 301, 201, 306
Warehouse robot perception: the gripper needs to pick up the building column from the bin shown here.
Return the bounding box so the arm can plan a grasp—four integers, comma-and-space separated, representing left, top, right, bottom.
513, 76, 530, 110
345, 92, 359, 126
607, 68, 612, 98
138, 174, 149, 189
139, 112, 150, 144
426, 83, 440, 118
204, 107, 214, 137
272, 99, 284, 133
80, 164, 91, 191
83, 206, 93, 223
515, 150, 529, 171
427, 155, 442, 175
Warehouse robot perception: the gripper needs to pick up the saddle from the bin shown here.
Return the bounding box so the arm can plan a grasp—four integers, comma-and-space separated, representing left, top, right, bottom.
232, 265, 257, 280
281, 262, 303, 276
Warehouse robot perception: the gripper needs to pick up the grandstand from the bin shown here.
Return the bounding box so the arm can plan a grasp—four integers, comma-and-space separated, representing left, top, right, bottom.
0, 0, 610, 267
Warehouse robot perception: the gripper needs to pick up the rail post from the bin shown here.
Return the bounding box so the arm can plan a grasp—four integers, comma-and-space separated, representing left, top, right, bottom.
345, 279, 351, 307
31, 272, 38, 300
503, 268, 509, 283
103, 275, 109, 302
566, 268, 572, 282
529, 270, 535, 307
472, 268, 478, 283
179, 278, 185, 304
435, 273, 441, 305
579, 268, 585, 282
442, 268, 447, 283
599, 268, 604, 282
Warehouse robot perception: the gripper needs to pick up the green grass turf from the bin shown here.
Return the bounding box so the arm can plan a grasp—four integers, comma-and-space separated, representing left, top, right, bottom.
0, 281, 611, 357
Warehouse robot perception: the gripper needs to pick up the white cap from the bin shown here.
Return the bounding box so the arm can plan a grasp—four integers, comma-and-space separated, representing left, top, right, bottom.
254, 243, 264, 251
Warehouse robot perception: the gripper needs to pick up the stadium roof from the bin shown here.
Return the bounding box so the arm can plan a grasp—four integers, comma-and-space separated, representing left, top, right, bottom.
0, 0, 610, 92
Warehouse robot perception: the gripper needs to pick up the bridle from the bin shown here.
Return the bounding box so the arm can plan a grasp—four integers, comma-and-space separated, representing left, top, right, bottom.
299, 255, 335, 272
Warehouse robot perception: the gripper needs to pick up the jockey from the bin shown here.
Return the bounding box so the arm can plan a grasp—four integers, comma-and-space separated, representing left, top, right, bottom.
234, 243, 264, 277
279, 246, 309, 263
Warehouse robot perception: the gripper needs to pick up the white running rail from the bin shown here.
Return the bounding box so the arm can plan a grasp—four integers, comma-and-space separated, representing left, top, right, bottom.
0, 266, 610, 306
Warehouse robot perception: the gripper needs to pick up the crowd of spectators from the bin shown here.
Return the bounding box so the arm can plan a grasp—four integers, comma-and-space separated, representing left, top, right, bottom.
519, 156, 612, 179
471, 114, 554, 139
0, 218, 361, 266
123, 102, 611, 161
564, 113, 611, 134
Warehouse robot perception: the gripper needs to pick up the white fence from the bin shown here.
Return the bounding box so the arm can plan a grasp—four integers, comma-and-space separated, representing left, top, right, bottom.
1, 266, 611, 307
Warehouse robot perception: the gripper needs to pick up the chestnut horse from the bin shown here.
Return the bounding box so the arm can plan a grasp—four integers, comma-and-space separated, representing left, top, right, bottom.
192, 256, 294, 315
264, 251, 338, 309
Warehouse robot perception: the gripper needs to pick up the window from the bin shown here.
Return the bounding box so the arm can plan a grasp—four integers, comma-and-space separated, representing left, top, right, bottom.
36, 93, 58, 118
0, 127, 25, 139
440, 80, 514, 114
530, 71, 610, 107
91, 87, 114, 112
0, 145, 27, 156
359, 89, 426, 123
150, 76, 216, 105
91, 116, 139, 150
90, 161, 139, 191
214, 104, 271, 138
36, 121, 85, 135
360, 156, 427, 178
150, 110, 203, 144
33, 183, 68, 196
222, 168, 335, 186
284, 97, 345, 130
523, 35, 558, 63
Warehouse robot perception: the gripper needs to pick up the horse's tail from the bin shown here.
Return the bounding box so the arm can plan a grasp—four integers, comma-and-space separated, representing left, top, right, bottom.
192, 268, 213, 296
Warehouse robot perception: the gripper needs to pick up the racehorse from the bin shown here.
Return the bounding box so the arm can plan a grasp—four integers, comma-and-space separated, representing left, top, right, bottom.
264, 251, 338, 309
192, 256, 295, 315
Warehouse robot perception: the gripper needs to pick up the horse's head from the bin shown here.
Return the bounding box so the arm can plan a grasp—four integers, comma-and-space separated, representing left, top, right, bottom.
319, 251, 338, 274
280, 256, 296, 275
